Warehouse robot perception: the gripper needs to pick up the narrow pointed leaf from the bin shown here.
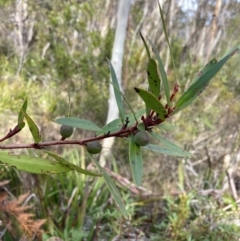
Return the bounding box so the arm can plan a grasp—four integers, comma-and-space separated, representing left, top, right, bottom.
109, 80, 137, 122
134, 87, 167, 120
45, 151, 101, 177
150, 132, 191, 157
147, 58, 161, 97
18, 98, 28, 129
0, 151, 71, 174
88, 153, 128, 219
157, 1, 177, 81
140, 31, 150, 60
148, 39, 171, 106
99, 108, 146, 135
21, 109, 41, 143
175, 47, 239, 110
107, 59, 125, 124
174, 59, 218, 111
190, 58, 218, 86
129, 135, 143, 186
54, 117, 102, 132
144, 144, 189, 157
101, 119, 122, 134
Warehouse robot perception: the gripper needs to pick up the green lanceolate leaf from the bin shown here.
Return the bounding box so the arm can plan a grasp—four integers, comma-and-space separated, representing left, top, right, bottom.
174, 47, 239, 112
148, 39, 171, 106
147, 58, 161, 98
18, 98, 28, 129
107, 59, 125, 124
109, 81, 137, 123
88, 153, 128, 219
54, 117, 103, 132
157, 1, 177, 82
101, 119, 122, 134
140, 31, 151, 60
44, 151, 101, 177
144, 144, 189, 157
0, 151, 71, 174
98, 108, 146, 135
129, 135, 143, 186
150, 132, 191, 157
134, 87, 167, 120
189, 58, 218, 86
21, 109, 41, 144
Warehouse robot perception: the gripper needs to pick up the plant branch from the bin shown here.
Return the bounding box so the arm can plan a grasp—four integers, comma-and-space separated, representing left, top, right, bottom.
0, 115, 166, 150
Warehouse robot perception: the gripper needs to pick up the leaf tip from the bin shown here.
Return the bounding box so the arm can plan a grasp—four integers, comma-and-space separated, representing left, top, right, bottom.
134, 87, 140, 93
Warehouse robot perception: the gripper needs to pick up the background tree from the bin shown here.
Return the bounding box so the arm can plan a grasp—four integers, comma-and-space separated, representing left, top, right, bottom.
99, 0, 132, 167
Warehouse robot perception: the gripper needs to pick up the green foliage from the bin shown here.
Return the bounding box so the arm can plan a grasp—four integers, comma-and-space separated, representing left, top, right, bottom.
108, 59, 125, 124
1, 19, 239, 220
55, 117, 103, 132
147, 58, 161, 97
150, 132, 191, 157
21, 109, 41, 144
88, 152, 129, 219
148, 38, 171, 106
174, 46, 239, 113
45, 151, 100, 176
129, 134, 143, 186
0, 151, 71, 174
134, 87, 167, 120
0, 1, 240, 239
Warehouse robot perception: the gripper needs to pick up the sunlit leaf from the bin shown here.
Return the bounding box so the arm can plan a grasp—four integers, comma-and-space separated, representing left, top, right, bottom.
88, 153, 128, 219
150, 132, 191, 157
44, 151, 101, 177
17, 122, 25, 130
147, 58, 161, 97
174, 47, 239, 112
107, 59, 125, 124
148, 39, 171, 106
129, 135, 143, 186
21, 109, 41, 143
139, 31, 151, 60
134, 87, 167, 120
54, 117, 103, 132
18, 98, 28, 129
0, 151, 71, 174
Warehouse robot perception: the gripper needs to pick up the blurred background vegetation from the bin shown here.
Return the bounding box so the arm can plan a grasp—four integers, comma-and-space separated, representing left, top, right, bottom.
0, 0, 240, 240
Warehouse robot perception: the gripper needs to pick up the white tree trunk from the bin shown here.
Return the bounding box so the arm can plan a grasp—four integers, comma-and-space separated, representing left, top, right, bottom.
99, 0, 132, 166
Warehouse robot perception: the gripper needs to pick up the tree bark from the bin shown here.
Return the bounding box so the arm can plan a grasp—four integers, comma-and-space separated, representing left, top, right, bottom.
99, 0, 132, 166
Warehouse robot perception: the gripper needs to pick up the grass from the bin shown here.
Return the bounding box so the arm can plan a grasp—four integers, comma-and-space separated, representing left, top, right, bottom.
1, 147, 240, 240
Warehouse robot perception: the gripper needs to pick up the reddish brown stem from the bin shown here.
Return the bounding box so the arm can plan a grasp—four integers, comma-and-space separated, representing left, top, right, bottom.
0, 124, 22, 142
170, 82, 180, 102
0, 123, 139, 150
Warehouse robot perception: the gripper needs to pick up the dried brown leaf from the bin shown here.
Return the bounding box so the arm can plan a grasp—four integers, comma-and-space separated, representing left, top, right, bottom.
0, 191, 46, 237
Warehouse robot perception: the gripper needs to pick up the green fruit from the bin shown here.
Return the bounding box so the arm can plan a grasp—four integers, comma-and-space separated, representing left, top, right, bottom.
133, 131, 150, 146
60, 125, 74, 138
86, 141, 102, 154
